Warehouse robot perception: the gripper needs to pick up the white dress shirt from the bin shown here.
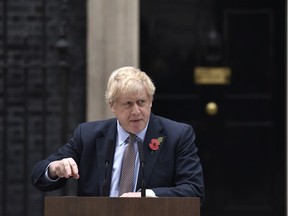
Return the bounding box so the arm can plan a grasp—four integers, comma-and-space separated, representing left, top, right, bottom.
109, 120, 147, 197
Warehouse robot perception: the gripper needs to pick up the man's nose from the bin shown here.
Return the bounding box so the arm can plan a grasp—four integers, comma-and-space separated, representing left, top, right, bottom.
131, 103, 140, 114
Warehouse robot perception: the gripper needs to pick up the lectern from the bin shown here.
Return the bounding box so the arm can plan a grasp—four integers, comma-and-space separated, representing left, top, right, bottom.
45, 196, 200, 216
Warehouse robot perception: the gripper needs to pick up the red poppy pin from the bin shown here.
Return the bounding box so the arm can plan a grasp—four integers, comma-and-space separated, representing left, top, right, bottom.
149, 137, 164, 153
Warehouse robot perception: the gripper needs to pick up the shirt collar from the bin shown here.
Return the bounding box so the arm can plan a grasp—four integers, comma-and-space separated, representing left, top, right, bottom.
116, 120, 148, 146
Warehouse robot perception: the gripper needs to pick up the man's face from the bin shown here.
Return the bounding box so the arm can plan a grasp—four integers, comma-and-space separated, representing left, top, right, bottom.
110, 88, 152, 134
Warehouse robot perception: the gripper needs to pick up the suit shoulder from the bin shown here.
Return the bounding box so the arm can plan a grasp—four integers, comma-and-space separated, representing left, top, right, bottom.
76, 118, 117, 135
79, 118, 116, 127
153, 115, 194, 132
154, 115, 191, 126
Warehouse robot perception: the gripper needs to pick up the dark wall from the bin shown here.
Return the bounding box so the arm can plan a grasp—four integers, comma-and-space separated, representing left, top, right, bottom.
0, 0, 86, 215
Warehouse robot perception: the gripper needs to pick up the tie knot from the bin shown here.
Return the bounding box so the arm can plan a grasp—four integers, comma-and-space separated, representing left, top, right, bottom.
128, 134, 136, 144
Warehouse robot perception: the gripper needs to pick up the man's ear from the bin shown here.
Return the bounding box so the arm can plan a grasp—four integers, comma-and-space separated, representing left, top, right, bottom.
109, 102, 115, 113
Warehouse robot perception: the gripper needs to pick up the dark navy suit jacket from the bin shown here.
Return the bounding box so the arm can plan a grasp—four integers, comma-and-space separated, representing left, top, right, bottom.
32, 114, 204, 200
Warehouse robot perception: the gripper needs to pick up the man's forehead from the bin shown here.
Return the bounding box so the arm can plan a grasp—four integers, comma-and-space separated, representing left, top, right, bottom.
118, 91, 149, 101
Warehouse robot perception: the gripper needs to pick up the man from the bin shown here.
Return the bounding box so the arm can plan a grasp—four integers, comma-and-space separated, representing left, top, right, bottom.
31, 66, 204, 200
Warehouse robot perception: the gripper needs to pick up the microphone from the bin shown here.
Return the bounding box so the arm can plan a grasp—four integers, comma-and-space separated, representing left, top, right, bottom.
103, 140, 114, 196
137, 140, 146, 197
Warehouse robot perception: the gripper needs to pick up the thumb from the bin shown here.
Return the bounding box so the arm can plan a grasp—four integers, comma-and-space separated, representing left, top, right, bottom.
72, 173, 80, 179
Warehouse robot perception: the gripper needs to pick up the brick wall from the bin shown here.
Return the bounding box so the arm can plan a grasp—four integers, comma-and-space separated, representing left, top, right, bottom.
0, 0, 86, 215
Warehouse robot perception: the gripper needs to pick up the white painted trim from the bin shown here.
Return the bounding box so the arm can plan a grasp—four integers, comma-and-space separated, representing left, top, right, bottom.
87, 0, 139, 121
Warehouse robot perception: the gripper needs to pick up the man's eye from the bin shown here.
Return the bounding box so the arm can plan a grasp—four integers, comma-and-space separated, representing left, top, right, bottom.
137, 100, 145, 106
123, 101, 132, 106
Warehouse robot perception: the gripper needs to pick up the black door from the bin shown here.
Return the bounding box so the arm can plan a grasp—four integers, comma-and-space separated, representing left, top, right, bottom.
140, 0, 286, 216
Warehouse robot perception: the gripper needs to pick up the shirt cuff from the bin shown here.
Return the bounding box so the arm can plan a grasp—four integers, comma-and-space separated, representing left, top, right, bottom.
145, 189, 157, 197
44, 164, 60, 182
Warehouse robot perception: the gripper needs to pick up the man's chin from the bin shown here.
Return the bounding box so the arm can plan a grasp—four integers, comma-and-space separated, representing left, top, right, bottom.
129, 125, 145, 134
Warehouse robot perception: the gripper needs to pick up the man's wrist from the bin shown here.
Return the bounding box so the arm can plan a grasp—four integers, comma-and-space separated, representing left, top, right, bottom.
45, 164, 59, 181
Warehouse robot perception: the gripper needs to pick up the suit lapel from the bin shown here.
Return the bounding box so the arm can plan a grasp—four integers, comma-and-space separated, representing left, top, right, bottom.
95, 119, 117, 196
137, 115, 166, 188
96, 116, 166, 193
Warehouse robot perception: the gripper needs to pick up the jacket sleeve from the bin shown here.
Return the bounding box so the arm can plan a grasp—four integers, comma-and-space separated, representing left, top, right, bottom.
31, 160, 68, 191
31, 125, 82, 191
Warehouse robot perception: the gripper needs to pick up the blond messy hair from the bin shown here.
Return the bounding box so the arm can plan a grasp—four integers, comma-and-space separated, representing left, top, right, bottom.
105, 66, 156, 104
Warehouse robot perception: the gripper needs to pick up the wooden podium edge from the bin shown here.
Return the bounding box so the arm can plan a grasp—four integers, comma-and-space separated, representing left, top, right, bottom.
45, 196, 200, 216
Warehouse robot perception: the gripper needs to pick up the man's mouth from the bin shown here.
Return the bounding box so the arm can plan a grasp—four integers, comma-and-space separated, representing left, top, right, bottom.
130, 119, 141, 123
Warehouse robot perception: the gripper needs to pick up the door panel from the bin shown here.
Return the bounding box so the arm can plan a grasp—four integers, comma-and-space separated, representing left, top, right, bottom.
140, 0, 285, 215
